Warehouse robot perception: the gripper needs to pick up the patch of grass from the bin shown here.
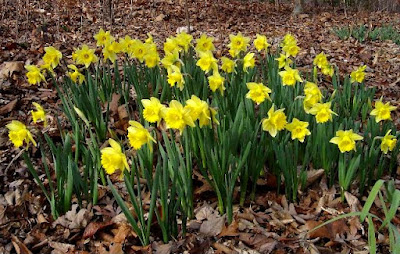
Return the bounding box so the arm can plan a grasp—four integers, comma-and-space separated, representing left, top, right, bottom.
333, 24, 400, 45
333, 26, 351, 40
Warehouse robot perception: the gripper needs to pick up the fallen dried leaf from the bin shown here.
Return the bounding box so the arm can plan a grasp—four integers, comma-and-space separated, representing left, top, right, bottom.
195, 205, 215, 221
344, 191, 361, 212
306, 219, 349, 240
53, 204, 91, 230
113, 223, 131, 243
219, 219, 239, 237
117, 105, 128, 120
0, 61, 24, 80
83, 220, 113, 239
0, 99, 18, 115
212, 242, 235, 254
303, 169, 325, 189
109, 93, 121, 116
200, 214, 225, 236
108, 243, 124, 254
11, 235, 32, 254
153, 242, 173, 254
131, 244, 151, 252
239, 233, 273, 250
36, 213, 48, 224
48, 241, 75, 254
259, 240, 278, 254
155, 14, 165, 22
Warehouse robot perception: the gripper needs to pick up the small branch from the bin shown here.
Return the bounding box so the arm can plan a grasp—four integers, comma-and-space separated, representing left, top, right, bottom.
0, 218, 26, 228
110, 0, 114, 29
5, 149, 24, 173
185, 0, 190, 33
25, 0, 29, 24
102, 0, 105, 29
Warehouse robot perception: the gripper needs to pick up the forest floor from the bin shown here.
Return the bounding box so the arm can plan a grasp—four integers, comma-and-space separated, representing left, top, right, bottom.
0, 0, 400, 253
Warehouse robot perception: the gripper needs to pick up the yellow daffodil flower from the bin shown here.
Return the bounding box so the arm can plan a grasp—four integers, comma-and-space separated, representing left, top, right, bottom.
94, 28, 114, 47
370, 99, 397, 123
161, 50, 180, 69
380, 130, 397, 154
196, 51, 218, 73
254, 34, 270, 52
145, 33, 154, 44
308, 102, 337, 123
42, 46, 62, 69
246, 82, 272, 105
162, 100, 195, 134
281, 34, 297, 48
282, 43, 300, 58
102, 41, 122, 63
40, 63, 55, 74
143, 51, 159, 68
330, 129, 363, 153
176, 32, 193, 52
285, 118, 311, 142
313, 52, 328, 69
6, 120, 37, 148
145, 40, 157, 52
208, 71, 225, 94
68, 64, 85, 84
119, 35, 135, 54
141, 97, 165, 124
243, 52, 255, 72
31, 102, 47, 127
164, 37, 181, 55
228, 32, 250, 57
73, 45, 98, 68
25, 65, 45, 85
303, 82, 323, 113
279, 66, 303, 86
195, 34, 215, 53
280, 34, 300, 57
220, 57, 235, 73
101, 139, 129, 175
167, 65, 185, 90
321, 64, 334, 77
185, 95, 213, 127
262, 105, 287, 137
275, 54, 292, 69
350, 65, 367, 83
131, 40, 149, 62
184, 95, 207, 120
127, 121, 156, 150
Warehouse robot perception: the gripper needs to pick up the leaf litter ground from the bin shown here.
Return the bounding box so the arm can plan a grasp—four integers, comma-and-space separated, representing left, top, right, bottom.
0, 1, 399, 253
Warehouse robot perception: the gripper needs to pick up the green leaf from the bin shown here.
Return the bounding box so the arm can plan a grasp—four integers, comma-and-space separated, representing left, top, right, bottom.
73, 105, 90, 128
23, 152, 50, 203
63, 158, 74, 212
380, 189, 400, 230
360, 180, 384, 222
107, 177, 145, 245
368, 215, 377, 254
308, 212, 361, 235
388, 223, 400, 254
